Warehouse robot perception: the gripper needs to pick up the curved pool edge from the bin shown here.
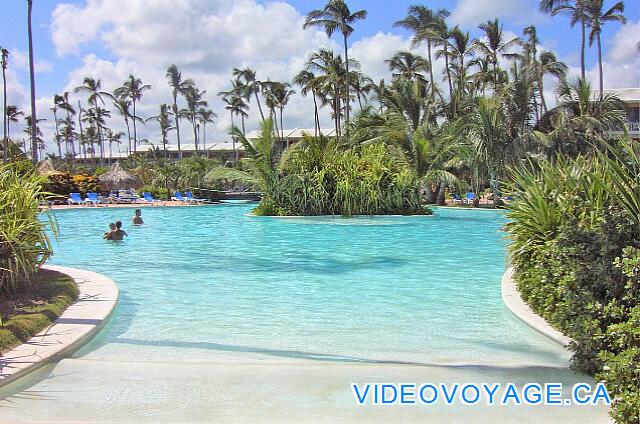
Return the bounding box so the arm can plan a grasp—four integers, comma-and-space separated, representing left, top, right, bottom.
0, 265, 119, 388
501, 267, 573, 347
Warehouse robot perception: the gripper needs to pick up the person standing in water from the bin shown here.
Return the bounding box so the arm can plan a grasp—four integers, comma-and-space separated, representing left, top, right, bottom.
103, 223, 116, 240
133, 209, 144, 225
110, 221, 128, 240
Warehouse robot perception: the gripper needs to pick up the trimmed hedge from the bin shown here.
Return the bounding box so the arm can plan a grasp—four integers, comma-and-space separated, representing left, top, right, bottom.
0, 270, 79, 354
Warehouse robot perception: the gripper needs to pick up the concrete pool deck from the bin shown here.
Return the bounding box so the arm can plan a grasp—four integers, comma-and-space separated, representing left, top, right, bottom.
501, 267, 572, 347
0, 265, 119, 388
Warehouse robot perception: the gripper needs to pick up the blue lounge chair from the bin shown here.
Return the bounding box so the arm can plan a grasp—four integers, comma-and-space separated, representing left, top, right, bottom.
172, 191, 192, 204
465, 191, 475, 204
85, 192, 101, 206
185, 191, 205, 204
67, 192, 84, 206
142, 192, 162, 204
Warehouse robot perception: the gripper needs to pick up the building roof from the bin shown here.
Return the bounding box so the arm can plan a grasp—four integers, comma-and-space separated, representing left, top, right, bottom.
246, 128, 336, 139
599, 88, 640, 103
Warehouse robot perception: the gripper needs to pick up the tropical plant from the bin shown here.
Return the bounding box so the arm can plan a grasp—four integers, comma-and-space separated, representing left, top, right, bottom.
0, 162, 54, 292
114, 74, 151, 152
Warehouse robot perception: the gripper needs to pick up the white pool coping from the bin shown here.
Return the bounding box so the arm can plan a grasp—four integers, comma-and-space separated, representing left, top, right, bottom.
502, 267, 573, 347
0, 265, 119, 387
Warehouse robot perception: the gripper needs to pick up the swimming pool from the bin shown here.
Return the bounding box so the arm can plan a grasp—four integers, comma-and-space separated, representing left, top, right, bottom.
0, 205, 608, 422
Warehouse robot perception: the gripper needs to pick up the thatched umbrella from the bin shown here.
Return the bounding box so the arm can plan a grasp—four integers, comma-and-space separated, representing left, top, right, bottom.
99, 162, 140, 191
36, 159, 65, 177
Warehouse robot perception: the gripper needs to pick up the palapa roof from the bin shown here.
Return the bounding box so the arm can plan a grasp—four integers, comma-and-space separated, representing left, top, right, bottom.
36, 159, 65, 176
99, 162, 140, 189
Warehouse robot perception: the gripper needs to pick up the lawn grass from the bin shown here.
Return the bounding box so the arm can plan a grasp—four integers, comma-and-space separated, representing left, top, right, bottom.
0, 270, 79, 354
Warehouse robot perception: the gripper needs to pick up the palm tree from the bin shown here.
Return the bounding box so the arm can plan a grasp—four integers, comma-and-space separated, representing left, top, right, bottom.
51, 94, 65, 158
114, 74, 151, 153
5, 105, 23, 144
146, 104, 174, 157
27, 0, 38, 162
394, 6, 449, 102
540, 0, 588, 79
293, 70, 322, 137
74, 77, 110, 164
1, 47, 8, 162
304, 0, 367, 135
81, 106, 110, 160
232, 67, 265, 121
105, 129, 124, 161
585, 0, 626, 98
197, 108, 216, 153
113, 98, 133, 154
55, 92, 76, 156
180, 81, 207, 155
23, 115, 45, 159
537, 51, 567, 115
475, 19, 521, 92
166, 64, 188, 159
385, 51, 430, 83
432, 12, 454, 100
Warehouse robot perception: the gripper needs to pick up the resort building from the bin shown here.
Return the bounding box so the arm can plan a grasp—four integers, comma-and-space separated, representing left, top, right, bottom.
246, 127, 337, 153
74, 142, 244, 163
601, 88, 640, 139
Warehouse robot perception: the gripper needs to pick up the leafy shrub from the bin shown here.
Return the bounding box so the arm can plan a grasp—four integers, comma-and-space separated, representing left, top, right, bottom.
43, 172, 77, 199
72, 174, 101, 195
139, 185, 168, 201
506, 142, 640, 423
0, 163, 55, 292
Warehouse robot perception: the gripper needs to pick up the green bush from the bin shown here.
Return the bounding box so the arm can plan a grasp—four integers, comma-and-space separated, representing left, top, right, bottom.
506, 143, 640, 423
0, 163, 55, 292
139, 185, 169, 201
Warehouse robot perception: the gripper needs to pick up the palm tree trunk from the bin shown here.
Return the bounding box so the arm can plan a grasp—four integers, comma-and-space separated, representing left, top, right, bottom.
27, 0, 38, 163
173, 93, 182, 160
254, 91, 265, 122
241, 114, 246, 135
343, 34, 350, 137
312, 93, 319, 138
597, 33, 603, 99
66, 109, 74, 156
202, 124, 207, 156
53, 109, 61, 158
132, 99, 137, 153
427, 40, 435, 102
2, 64, 7, 163
539, 72, 548, 115
124, 116, 131, 155
192, 119, 198, 155
444, 44, 453, 100
580, 17, 586, 80
77, 101, 84, 159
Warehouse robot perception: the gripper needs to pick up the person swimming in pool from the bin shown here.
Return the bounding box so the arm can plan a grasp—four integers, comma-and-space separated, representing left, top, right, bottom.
132, 208, 144, 225
110, 220, 128, 241
103, 222, 116, 240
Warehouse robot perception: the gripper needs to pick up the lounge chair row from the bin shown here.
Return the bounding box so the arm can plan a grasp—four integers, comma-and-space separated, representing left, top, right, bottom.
172, 191, 206, 204
67, 191, 164, 206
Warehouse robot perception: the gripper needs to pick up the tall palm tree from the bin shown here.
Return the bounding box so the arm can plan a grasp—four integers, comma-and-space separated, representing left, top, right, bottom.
220, 92, 248, 160
537, 51, 567, 115
166, 64, 188, 159
585, 0, 626, 98
180, 81, 207, 155
55, 92, 76, 156
197, 108, 216, 153
385, 51, 430, 83
304, 0, 367, 135
24, 115, 45, 159
27, 0, 38, 162
113, 98, 133, 154
432, 12, 454, 100
293, 70, 322, 137
145, 104, 174, 157
540, 0, 588, 79
232, 67, 265, 121
475, 19, 521, 92
74, 77, 110, 164
5, 105, 23, 144
51, 94, 65, 158
1, 47, 8, 162
114, 74, 151, 153
394, 6, 450, 102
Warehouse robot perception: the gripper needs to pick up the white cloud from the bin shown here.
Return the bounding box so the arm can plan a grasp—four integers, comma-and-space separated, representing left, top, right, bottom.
449, 0, 546, 28
9, 49, 53, 73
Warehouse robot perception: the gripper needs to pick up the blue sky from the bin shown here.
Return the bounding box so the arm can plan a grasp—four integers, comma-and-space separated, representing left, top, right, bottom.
0, 0, 637, 150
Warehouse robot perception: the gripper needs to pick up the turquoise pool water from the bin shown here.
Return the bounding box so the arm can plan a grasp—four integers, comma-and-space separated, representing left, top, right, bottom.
46, 205, 565, 366
1, 205, 610, 423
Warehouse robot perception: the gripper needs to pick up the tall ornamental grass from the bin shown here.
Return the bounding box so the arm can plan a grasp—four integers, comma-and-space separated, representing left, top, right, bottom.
0, 163, 55, 292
